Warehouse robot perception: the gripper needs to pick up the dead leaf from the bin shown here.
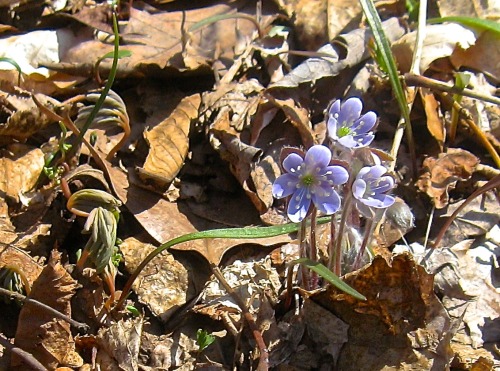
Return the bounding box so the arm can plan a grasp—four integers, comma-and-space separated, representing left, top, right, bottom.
138, 93, 201, 190
391, 23, 476, 73
269, 17, 404, 89
0, 243, 43, 287
420, 88, 445, 149
120, 237, 191, 322
312, 254, 453, 370
0, 144, 44, 203
97, 316, 143, 371
63, 3, 277, 77
451, 30, 500, 80
416, 148, 479, 209
0, 92, 58, 142
12, 250, 82, 369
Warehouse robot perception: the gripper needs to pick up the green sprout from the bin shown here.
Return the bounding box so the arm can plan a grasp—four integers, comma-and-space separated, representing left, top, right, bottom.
196, 329, 216, 352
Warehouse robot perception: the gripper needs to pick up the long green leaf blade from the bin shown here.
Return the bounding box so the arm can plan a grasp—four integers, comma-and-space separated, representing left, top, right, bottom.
428, 16, 500, 35
293, 258, 367, 301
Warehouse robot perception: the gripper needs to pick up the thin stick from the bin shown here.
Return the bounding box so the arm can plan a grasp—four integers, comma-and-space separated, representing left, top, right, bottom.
210, 264, 269, 371
405, 73, 500, 106
0, 287, 89, 332
423, 205, 435, 249
433, 173, 500, 248
0, 334, 47, 371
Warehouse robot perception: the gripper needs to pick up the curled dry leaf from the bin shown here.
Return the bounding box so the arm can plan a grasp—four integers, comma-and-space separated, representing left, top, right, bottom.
12, 250, 82, 369
0, 143, 44, 203
416, 148, 479, 209
420, 88, 445, 149
138, 93, 201, 190
312, 254, 453, 370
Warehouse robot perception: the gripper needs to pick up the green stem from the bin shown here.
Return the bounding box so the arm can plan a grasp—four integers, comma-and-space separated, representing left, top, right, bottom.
76, 10, 121, 144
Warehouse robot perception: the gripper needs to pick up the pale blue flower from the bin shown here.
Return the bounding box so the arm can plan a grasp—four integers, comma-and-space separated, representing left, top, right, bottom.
352, 165, 395, 217
273, 145, 348, 222
327, 97, 377, 149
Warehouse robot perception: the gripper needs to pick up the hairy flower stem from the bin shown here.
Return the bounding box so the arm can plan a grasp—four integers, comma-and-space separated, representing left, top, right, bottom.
330, 192, 352, 276
298, 219, 311, 290
309, 207, 319, 289
352, 218, 375, 271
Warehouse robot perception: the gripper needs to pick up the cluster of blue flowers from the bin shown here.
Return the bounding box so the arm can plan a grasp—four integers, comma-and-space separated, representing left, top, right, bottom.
272, 97, 396, 272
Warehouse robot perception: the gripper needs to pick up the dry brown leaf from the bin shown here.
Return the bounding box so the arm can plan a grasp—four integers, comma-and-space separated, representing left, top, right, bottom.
97, 316, 143, 371
120, 237, 191, 322
63, 3, 277, 77
0, 197, 16, 245
138, 94, 201, 190
0, 144, 44, 203
420, 88, 445, 149
269, 17, 404, 89
12, 250, 82, 369
416, 148, 479, 209
391, 23, 476, 73
312, 254, 453, 370
0, 243, 43, 287
0, 92, 58, 142
451, 30, 500, 80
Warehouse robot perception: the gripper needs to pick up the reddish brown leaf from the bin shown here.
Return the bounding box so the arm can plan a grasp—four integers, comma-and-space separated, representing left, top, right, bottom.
416, 148, 479, 208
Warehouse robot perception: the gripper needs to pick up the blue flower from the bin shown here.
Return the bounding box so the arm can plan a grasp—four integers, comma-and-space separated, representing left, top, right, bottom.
272, 145, 348, 222
327, 97, 377, 149
352, 165, 395, 217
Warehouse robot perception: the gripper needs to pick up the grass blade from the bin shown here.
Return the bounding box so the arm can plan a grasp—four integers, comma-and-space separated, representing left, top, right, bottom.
359, 0, 416, 175
293, 258, 367, 301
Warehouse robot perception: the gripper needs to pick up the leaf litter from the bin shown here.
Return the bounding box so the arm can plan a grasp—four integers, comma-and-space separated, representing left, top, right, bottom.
0, 0, 499, 370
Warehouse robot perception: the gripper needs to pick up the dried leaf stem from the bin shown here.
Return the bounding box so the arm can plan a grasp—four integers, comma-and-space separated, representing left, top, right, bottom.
404, 73, 500, 106
0, 287, 89, 332
0, 334, 47, 371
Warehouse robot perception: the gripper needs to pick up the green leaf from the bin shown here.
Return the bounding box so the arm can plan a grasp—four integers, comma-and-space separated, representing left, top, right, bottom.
196, 329, 216, 351
427, 16, 500, 35
293, 258, 367, 301
97, 50, 132, 63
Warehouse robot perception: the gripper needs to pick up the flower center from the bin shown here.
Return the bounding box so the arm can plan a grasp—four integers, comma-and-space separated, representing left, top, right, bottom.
337, 125, 352, 138
301, 173, 315, 187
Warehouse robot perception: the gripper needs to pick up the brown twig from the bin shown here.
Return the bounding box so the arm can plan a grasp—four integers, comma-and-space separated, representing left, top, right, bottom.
404, 73, 500, 106
433, 173, 500, 248
210, 264, 269, 371
0, 334, 47, 371
0, 287, 89, 332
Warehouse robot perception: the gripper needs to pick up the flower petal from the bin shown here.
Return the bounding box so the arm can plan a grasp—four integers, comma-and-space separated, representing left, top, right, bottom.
312, 187, 341, 215
352, 179, 367, 199
287, 188, 311, 222
328, 99, 341, 117
352, 133, 375, 147
371, 176, 394, 193
304, 145, 331, 169
322, 165, 349, 185
338, 135, 359, 149
338, 97, 362, 128
353, 111, 377, 133
272, 173, 298, 198
360, 194, 395, 208
327, 117, 339, 140
362, 165, 387, 180
282, 153, 304, 173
